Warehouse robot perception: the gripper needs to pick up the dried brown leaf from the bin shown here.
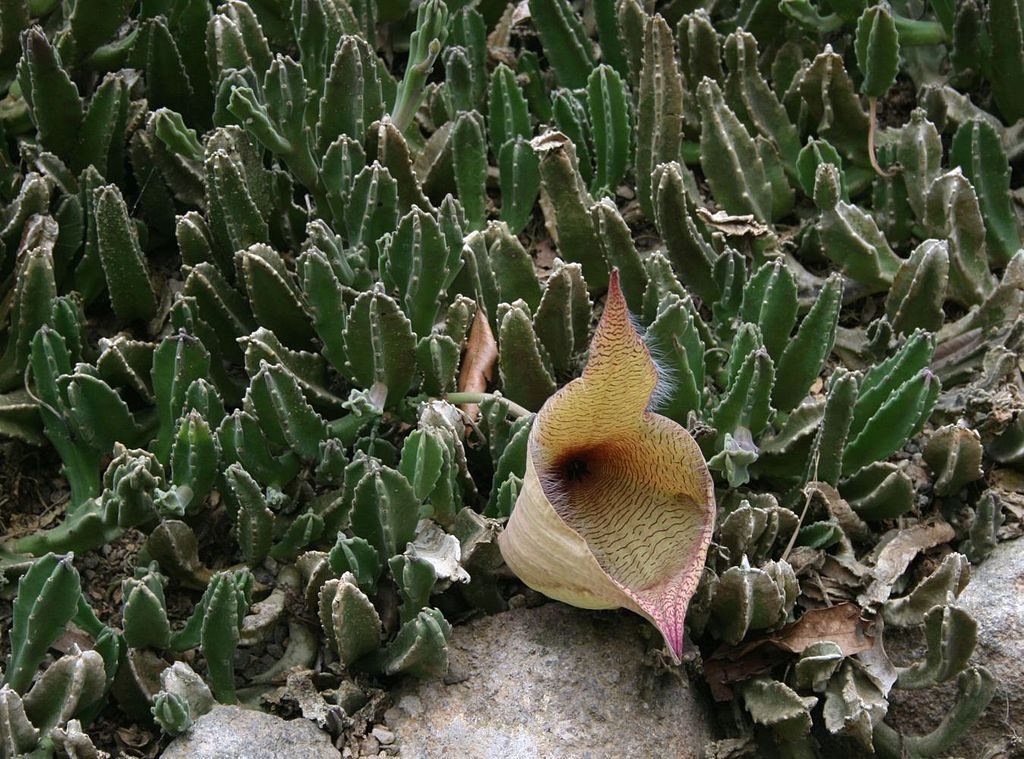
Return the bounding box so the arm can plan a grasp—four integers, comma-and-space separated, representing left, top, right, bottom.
510, 0, 531, 26
771, 604, 873, 657
854, 619, 897, 697
486, 4, 517, 64
695, 207, 771, 239
860, 520, 955, 607
53, 628, 95, 655
704, 642, 782, 701
457, 307, 498, 420
533, 237, 558, 279
805, 482, 871, 543
991, 468, 1024, 541
704, 604, 873, 701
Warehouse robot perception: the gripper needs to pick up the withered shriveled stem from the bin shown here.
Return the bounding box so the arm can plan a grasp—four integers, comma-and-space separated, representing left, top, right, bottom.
868, 97, 895, 178
444, 392, 533, 419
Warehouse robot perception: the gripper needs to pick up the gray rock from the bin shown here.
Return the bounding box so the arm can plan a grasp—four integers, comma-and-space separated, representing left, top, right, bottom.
162, 704, 339, 759
385, 603, 715, 759
885, 538, 1024, 758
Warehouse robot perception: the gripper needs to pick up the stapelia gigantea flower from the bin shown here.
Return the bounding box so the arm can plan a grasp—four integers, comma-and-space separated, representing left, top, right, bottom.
498, 270, 716, 662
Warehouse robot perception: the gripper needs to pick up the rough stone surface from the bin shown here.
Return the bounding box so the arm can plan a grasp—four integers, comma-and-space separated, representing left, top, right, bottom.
162, 704, 339, 759
385, 603, 715, 759
885, 538, 1024, 758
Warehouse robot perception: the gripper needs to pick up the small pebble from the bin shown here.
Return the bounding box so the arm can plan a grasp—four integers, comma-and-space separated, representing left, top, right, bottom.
371, 727, 395, 746
359, 735, 380, 756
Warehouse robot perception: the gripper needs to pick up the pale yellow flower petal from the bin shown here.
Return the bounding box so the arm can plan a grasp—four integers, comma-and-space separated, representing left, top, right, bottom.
499, 271, 716, 660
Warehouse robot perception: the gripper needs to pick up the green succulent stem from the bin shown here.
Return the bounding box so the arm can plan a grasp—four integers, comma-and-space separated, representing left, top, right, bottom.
873, 668, 995, 757
390, 0, 448, 133
26, 343, 103, 507
73, 596, 106, 638
444, 393, 533, 419
85, 28, 139, 70
783, 4, 844, 33
892, 15, 947, 45
291, 157, 325, 211
28, 0, 60, 14
391, 67, 433, 133
680, 142, 701, 165
325, 414, 374, 447
822, 4, 944, 46
58, 446, 102, 511
10, 499, 121, 556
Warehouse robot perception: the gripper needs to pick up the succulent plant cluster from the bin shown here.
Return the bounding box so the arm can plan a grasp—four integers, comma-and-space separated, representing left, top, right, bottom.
0, 0, 1020, 757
